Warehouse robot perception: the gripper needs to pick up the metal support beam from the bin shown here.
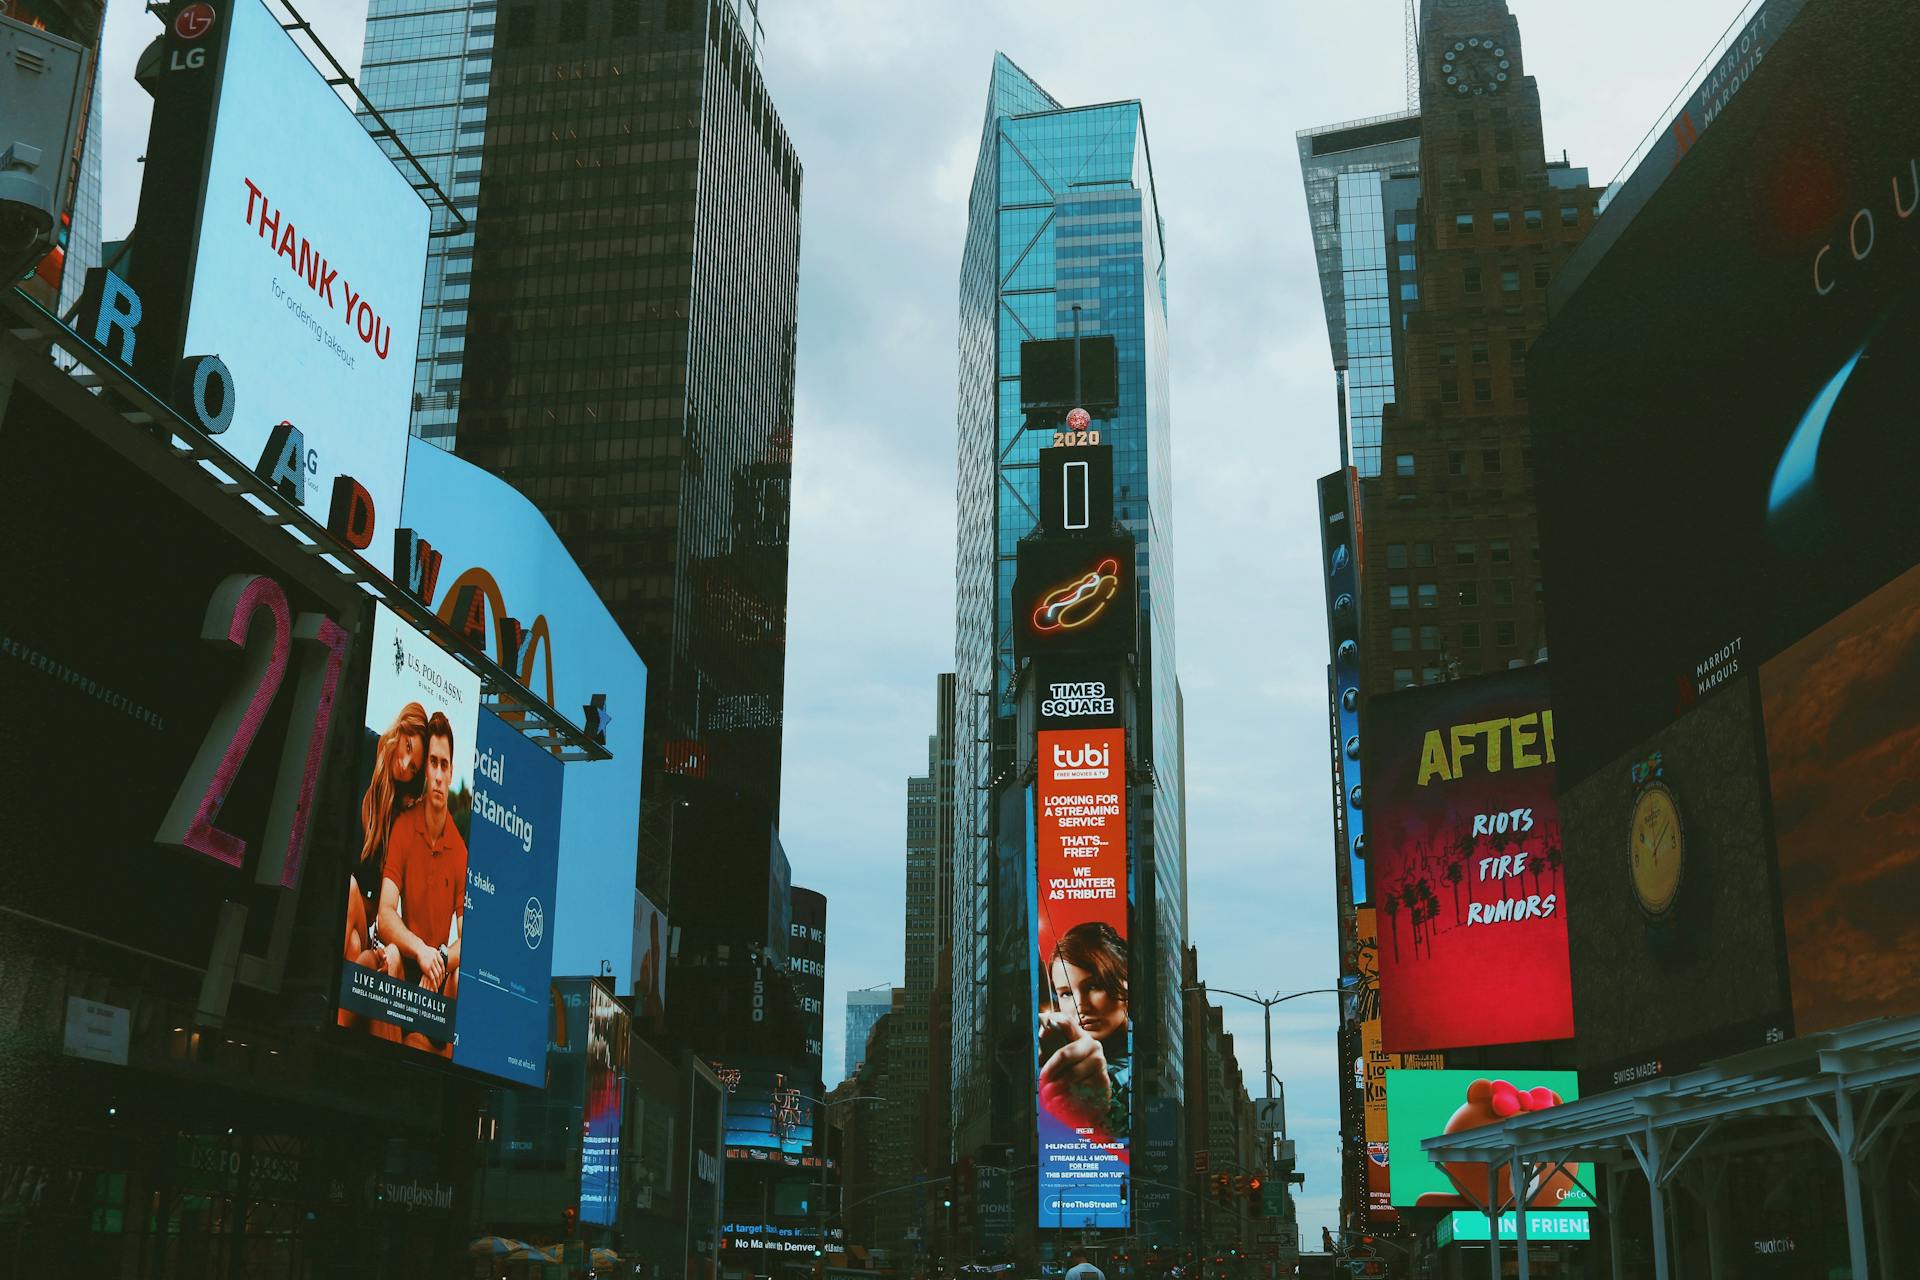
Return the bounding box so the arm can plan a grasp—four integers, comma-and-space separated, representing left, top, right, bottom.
1605, 1164, 1628, 1280
1834, 1086, 1872, 1279
1626, 1126, 1672, 1280
1487, 1163, 1501, 1280
1511, 1155, 1531, 1280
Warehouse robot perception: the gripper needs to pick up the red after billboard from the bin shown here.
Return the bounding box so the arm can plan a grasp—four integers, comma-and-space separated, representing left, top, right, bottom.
1367, 667, 1573, 1052
1034, 726, 1130, 1228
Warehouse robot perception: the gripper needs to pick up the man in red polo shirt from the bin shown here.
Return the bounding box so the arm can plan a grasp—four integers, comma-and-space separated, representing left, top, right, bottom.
377, 710, 468, 1055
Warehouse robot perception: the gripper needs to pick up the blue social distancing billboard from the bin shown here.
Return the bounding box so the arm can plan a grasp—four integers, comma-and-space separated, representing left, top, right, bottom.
399, 438, 648, 992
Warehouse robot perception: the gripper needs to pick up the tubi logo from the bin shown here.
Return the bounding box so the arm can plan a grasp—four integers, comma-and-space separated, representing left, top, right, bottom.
1051, 741, 1111, 780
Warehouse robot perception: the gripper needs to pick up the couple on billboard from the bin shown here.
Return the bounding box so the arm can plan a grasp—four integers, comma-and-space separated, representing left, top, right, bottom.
339, 700, 468, 1055
1038, 920, 1131, 1142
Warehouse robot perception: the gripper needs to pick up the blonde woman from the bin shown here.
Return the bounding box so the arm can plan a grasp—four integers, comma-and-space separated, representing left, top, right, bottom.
339, 702, 427, 1032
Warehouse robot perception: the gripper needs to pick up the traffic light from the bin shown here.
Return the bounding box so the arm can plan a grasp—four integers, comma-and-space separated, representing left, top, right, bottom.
1244, 1174, 1264, 1218
562, 1206, 578, 1236
1210, 1173, 1230, 1204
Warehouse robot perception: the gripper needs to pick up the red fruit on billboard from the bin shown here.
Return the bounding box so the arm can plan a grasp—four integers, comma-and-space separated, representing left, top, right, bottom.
1430, 1078, 1580, 1208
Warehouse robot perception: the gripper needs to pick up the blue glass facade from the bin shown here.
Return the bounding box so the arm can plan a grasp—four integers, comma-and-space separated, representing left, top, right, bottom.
357, 0, 496, 446
954, 55, 1183, 1175
1295, 114, 1422, 476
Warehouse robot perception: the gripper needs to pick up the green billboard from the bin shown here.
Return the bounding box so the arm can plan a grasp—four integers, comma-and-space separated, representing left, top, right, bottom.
1383, 1070, 1591, 1209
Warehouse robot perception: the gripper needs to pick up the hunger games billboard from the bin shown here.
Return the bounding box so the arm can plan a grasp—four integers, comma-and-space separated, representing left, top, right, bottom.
1366, 667, 1572, 1052
1032, 726, 1131, 1229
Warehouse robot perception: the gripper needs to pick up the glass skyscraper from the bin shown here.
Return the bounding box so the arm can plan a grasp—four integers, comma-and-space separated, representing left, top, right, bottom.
1296, 113, 1422, 476
953, 55, 1184, 1216
361, 0, 769, 448
358, 0, 497, 446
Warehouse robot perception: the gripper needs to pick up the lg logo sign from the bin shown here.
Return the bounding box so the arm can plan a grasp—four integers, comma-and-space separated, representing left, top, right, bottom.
172, 3, 217, 71
175, 3, 217, 37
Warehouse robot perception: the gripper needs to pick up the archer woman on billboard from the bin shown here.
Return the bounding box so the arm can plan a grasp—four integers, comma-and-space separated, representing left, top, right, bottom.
1038, 921, 1131, 1142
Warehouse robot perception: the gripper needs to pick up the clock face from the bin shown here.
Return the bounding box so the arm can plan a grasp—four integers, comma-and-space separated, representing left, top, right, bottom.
1440, 37, 1512, 97
1629, 781, 1685, 917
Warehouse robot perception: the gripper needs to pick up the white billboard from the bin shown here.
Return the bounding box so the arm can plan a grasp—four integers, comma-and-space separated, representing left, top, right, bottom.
181, 0, 428, 559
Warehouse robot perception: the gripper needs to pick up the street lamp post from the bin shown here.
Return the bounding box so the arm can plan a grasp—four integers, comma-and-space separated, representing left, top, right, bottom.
797, 1092, 881, 1280
1182, 986, 1344, 1279
1180, 986, 1345, 1124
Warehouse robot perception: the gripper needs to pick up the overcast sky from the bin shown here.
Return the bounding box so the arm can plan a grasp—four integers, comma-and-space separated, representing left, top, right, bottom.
98, 0, 1748, 1241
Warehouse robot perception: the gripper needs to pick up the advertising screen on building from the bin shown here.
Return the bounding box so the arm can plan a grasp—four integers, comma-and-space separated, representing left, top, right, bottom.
336, 605, 481, 1058
1348, 907, 1442, 1219
712, 1057, 815, 1161
402, 438, 648, 989
1366, 667, 1572, 1052
1320, 470, 1368, 906
159, 0, 429, 560
1531, 0, 1920, 787
789, 888, 827, 1084
452, 710, 565, 1084
1437, 1211, 1591, 1245
1760, 560, 1920, 1034
1032, 727, 1130, 1229
580, 981, 629, 1226
1383, 1069, 1589, 1210
1013, 537, 1138, 663
1561, 678, 1791, 1091
632, 890, 669, 1033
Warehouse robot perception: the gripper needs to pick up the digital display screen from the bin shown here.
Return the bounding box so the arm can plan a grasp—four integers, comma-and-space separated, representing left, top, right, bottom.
179, 0, 429, 558
1366, 667, 1572, 1052
401, 437, 648, 990
1032, 728, 1130, 1229
580, 982, 629, 1225
336, 607, 481, 1063
1013, 537, 1138, 663
1384, 1069, 1588, 1209
1760, 561, 1920, 1034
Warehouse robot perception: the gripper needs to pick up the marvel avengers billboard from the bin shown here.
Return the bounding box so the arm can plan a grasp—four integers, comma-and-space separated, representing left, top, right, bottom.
1031, 727, 1130, 1229
1366, 667, 1572, 1052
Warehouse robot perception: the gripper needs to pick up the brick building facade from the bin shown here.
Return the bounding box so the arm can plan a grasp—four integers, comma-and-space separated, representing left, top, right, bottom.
1357, 0, 1601, 700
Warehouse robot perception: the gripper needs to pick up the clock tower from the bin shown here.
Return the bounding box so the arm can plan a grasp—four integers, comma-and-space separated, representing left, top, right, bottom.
1344, 0, 1602, 703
